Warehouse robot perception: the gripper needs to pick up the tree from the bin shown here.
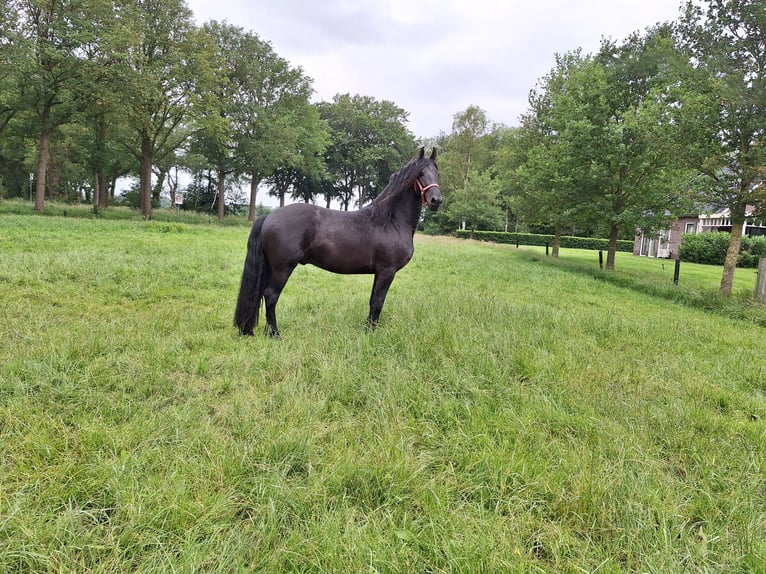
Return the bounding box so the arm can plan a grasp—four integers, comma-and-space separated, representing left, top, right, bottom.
229, 33, 319, 220
0, 0, 325, 213
290, 169, 330, 204
7, 0, 105, 212
188, 21, 243, 221
318, 94, 415, 211
445, 105, 492, 187
526, 30, 690, 271
263, 104, 328, 207
675, 0, 766, 295
119, 0, 199, 218
1, 0, 138, 207
0, 0, 18, 138
75, 0, 139, 210
511, 53, 589, 256
0, 1, 24, 197
436, 106, 506, 232
443, 170, 505, 231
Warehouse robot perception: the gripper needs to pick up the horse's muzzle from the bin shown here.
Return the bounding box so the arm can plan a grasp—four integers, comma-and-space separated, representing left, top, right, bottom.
428, 195, 443, 210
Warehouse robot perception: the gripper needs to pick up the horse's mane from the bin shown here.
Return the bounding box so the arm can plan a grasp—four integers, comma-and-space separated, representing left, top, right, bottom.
366, 156, 428, 224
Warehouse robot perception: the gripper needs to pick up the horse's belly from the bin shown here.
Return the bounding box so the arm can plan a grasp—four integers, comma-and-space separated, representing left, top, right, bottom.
305, 240, 412, 275
303, 249, 374, 274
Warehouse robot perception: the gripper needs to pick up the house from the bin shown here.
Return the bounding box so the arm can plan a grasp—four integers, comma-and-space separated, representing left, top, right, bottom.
633, 207, 766, 259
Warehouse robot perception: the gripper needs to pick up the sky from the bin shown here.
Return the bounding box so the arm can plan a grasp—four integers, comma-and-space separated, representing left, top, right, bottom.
184, 0, 686, 139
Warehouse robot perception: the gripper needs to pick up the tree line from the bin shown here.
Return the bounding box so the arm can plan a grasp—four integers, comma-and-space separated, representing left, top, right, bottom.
0, 0, 418, 221
432, 0, 765, 295
1, 0, 765, 295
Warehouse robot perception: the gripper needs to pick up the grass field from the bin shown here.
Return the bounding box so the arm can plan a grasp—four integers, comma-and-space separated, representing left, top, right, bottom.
1, 212, 765, 573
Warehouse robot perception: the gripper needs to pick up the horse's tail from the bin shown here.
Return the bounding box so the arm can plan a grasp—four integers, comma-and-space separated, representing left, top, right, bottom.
234, 215, 271, 335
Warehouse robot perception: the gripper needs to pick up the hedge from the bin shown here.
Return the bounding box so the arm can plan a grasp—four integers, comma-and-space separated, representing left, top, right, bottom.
678, 232, 766, 268
455, 229, 634, 252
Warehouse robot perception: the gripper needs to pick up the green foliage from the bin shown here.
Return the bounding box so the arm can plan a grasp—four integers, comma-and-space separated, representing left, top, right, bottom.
1, 215, 764, 572
456, 229, 634, 252
191, 21, 325, 216
679, 232, 766, 268
118, 185, 160, 211
428, 106, 511, 234
317, 94, 415, 210
440, 169, 505, 231
675, 0, 766, 293
678, 231, 731, 265
0, 0, 323, 220
748, 236, 766, 257
441, 105, 495, 187
512, 29, 693, 271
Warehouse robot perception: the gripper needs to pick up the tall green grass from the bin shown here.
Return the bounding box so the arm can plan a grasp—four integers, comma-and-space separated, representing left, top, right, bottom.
1, 215, 764, 572
509, 243, 766, 327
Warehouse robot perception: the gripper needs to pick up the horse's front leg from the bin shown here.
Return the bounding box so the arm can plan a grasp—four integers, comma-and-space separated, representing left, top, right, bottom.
367, 269, 396, 329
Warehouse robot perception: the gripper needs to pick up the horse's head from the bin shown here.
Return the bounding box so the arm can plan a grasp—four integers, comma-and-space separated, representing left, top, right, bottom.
415, 147, 442, 211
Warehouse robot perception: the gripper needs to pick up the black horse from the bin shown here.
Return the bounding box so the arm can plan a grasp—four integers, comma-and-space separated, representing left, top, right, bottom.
234, 148, 442, 336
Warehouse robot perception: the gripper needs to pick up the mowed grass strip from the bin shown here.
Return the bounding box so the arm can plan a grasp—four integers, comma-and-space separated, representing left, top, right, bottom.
0, 214, 764, 573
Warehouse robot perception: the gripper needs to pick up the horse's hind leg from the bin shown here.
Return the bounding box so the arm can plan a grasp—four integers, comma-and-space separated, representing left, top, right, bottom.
263, 267, 294, 337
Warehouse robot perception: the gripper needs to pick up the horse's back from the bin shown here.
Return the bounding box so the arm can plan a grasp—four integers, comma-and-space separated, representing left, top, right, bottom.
263, 202, 321, 228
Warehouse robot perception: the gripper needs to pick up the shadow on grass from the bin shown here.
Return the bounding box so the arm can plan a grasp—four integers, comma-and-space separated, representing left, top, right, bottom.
518, 250, 766, 328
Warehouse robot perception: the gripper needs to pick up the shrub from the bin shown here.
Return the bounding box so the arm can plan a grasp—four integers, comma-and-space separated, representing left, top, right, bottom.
747, 235, 766, 257
454, 230, 634, 252
678, 232, 729, 265
679, 232, 766, 268
738, 235, 766, 268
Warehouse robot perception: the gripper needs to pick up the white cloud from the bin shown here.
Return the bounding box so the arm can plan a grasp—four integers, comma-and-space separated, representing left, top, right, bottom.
186, 0, 684, 136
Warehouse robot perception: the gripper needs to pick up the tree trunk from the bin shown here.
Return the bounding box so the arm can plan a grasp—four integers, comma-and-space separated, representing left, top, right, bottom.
34, 127, 51, 213
606, 222, 619, 271
217, 169, 226, 221
139, 134, 153, 218
167, 166, 178, 202
719, 217, 745, 296
92, 171, 109, 210
108, 174, 118, 201
152, 169, 165, 206
552, 222, 562, 258
98, 173, 108, 209
93, 117, 108, 210
49, 165, 61, 201
248, 172, 260, 222
93, 171, 100, 210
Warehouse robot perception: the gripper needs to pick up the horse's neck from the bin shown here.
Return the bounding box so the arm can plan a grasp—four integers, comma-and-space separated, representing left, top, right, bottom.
390, 191, 422, 235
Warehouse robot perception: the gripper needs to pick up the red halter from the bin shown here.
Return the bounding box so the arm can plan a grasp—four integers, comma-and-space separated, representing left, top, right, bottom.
414, 178, 439, 206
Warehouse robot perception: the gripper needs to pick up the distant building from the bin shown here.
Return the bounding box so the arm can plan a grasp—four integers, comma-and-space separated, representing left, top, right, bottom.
633, 207, 766, 259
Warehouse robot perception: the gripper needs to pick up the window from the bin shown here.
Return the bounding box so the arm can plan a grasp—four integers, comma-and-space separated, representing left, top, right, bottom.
685, 222, 696, 234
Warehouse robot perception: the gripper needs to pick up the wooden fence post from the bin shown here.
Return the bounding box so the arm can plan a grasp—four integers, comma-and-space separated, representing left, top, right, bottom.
756, 258, 766, 303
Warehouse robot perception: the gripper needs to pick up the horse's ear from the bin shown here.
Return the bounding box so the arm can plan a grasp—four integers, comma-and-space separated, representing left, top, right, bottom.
430, 148, 437, 161
419, 147, 425, 159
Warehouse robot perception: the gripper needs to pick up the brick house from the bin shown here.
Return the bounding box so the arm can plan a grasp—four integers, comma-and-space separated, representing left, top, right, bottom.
633, 207, 766, 259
